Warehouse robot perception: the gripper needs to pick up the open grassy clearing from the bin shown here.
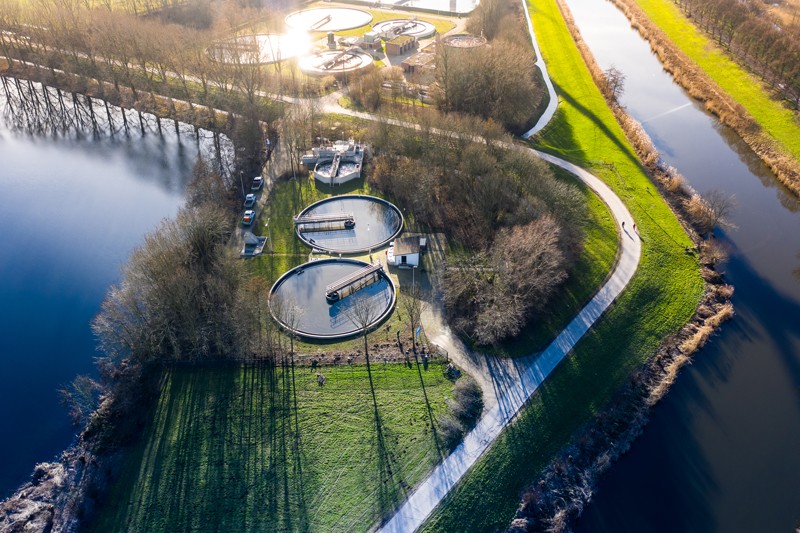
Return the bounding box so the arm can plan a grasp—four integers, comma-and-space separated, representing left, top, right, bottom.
633, 0, 800, 162
421, 0, 704, 528
90, 361, 453, 532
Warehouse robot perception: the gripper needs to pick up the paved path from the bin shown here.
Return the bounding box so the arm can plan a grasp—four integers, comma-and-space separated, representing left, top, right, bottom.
377, 3, 640, 531
380, 150, 640, 532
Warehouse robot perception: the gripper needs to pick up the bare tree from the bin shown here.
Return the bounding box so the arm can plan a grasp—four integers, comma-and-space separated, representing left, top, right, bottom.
346, 294, 380, 365
603, 66, 626, 102
399, 282, 427, 352
686, 189, 737, 235
273, 294, 304, 365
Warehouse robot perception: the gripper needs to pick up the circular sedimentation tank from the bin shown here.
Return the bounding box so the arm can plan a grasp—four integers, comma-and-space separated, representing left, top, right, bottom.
298, 47, 375, 77
295, 195, 403, 254
270, 258, 396, 340
441, 33, 487, 50
207, 33, 309, 65
372, 19, 437, 39
285, 8, 373, 32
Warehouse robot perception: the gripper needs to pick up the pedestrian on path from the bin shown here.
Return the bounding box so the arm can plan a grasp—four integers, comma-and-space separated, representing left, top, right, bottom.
622, 221, 626, 229
633, 223, 637, 232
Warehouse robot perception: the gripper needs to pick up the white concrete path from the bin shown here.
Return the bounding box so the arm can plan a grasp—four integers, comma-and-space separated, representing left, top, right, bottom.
520, 0, 559, 138
379, 151, 641, 533
377, 4, 640, 531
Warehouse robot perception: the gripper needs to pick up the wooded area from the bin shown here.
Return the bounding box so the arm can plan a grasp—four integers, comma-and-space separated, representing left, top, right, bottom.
368, 118, 585, 345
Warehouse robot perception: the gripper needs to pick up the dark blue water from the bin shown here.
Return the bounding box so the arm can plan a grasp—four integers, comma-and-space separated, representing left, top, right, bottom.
559, 0, 800, 530
0, 82, 206, 495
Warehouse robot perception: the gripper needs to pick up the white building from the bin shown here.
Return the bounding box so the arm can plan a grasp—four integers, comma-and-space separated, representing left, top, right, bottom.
387, 236, 425, 268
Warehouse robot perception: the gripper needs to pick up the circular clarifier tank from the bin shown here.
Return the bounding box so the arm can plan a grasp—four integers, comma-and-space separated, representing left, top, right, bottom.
285, 7, 372, 32
372, 19, 437, 39
298, 47, 375, 77
208, 33, 309, 65
295, 195, 403, 254
270, 258, 396, 340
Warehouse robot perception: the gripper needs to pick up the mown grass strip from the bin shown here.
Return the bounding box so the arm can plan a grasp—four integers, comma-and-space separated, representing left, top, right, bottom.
632, 0, 800, 162
420, 0, 704, 529
91, 362, 454, 532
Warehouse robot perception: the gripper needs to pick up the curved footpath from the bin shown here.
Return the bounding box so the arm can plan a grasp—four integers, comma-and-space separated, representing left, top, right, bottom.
378, 3, 641, 530
379, 149, 640, 531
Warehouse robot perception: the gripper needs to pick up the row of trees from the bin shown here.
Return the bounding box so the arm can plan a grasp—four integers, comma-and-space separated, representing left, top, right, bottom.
673, 0, 800, 107
0, 0, 306, 117
367, 116, 584, 345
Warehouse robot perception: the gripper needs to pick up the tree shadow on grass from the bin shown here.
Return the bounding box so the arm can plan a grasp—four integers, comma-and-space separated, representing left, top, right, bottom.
413, 348, 444, 458
548, 80, 641, 171
364, 359, 408, 521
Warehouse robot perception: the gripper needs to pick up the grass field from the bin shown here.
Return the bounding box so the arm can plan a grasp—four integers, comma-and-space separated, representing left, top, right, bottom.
633, 0, 800, 162
420, 0, 705, 529
90, 361, 454, 532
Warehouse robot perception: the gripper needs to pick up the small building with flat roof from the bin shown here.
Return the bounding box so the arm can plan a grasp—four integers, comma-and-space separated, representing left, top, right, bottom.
387, 236, 425, 267
385, 34, 416, 56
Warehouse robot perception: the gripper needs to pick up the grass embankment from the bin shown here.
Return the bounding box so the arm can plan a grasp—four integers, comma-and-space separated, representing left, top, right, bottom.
91, 361, 453, 532
632, 0, 800, 158
421, 0, 704, 528
610, 0, 800, 195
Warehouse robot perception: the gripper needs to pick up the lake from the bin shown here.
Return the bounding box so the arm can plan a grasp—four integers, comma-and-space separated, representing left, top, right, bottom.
0, 78, 225, 496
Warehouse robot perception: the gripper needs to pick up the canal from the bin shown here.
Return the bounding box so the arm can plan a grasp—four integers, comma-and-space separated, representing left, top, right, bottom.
0, 79, 225, 496
558, 0, 800, 531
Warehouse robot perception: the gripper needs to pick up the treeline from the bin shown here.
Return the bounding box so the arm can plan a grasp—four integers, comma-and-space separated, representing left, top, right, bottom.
673, 0, 800, 107
433, 0, 545, 133
0, 0, 303, 118
367, 115, 585, 345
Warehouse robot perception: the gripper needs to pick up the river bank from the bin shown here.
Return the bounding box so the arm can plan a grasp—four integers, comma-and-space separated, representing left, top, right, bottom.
605, 0, 800, 198
505, 0, 735, 528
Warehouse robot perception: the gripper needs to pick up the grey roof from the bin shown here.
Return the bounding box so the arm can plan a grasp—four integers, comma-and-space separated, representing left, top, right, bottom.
394, 236, 420, 255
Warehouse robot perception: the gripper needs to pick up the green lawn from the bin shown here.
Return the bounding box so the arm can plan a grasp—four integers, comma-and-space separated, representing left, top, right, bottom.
633, 0, 800, 162
91, 361, 454, 532
421, 0, 704, 529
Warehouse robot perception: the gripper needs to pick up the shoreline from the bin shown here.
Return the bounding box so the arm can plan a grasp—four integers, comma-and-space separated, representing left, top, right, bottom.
507, 0, 735, 528
607, 0, 800, 198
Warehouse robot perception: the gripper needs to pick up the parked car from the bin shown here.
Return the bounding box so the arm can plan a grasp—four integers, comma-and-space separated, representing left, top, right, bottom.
242, 209, 256, 226
244, 193, 257, 207
251, 176, 264, 190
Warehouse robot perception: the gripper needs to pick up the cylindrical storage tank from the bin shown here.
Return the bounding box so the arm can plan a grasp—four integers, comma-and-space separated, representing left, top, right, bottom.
440, 33, 487, 61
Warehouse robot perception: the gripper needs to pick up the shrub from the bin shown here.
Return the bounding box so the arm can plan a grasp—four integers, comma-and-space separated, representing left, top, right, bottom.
449, 378, 484, 428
